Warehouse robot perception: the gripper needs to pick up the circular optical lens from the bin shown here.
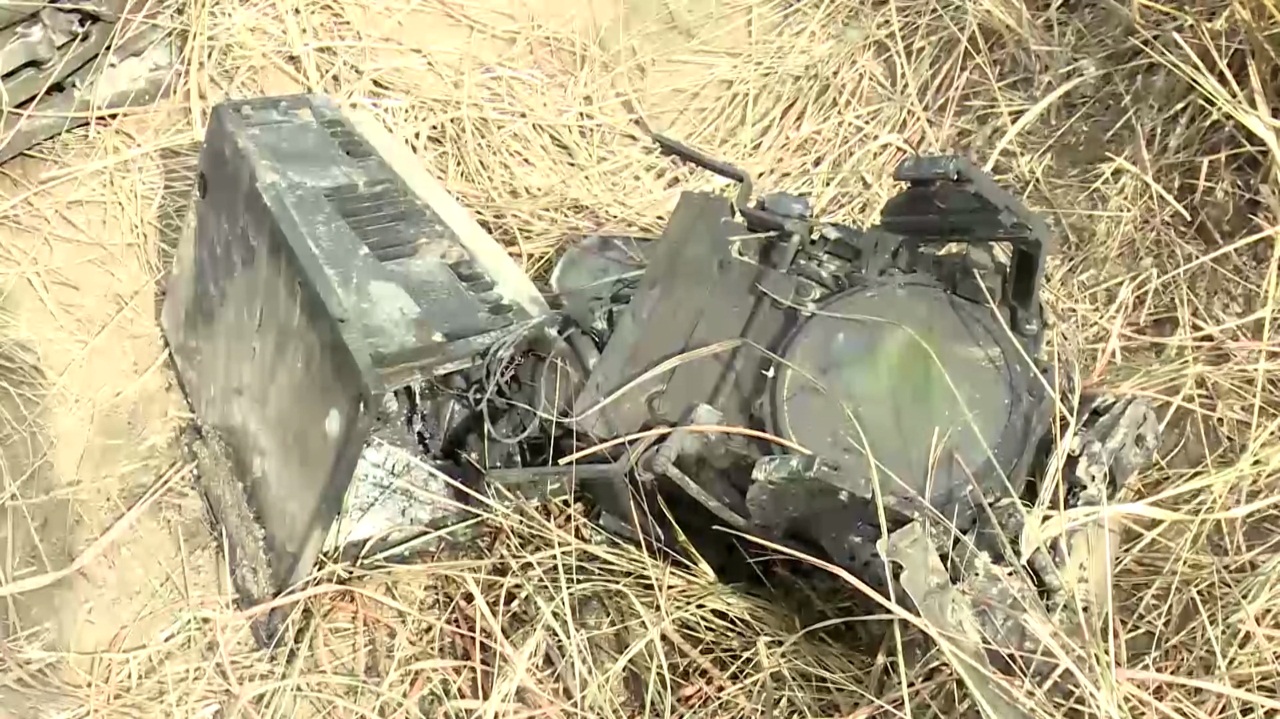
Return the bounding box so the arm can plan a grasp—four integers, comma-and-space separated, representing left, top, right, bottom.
772, 283, 1018, 504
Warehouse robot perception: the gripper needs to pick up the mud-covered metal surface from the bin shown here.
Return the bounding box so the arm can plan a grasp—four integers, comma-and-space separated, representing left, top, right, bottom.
160, 95, 549, 623
0, 1, 181, 163
0, 0, 127, 110
162, 134, 373, 600
186, 424, 278, 640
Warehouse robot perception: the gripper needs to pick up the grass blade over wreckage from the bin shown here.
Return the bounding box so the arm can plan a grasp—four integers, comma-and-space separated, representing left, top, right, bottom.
161, 93, 1159, 715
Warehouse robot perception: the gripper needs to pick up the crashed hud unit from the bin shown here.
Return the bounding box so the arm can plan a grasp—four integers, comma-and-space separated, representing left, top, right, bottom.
154, 95, 1159, 682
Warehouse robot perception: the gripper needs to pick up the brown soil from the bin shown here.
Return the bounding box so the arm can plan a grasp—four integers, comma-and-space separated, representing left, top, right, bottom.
0, 138, 224, 668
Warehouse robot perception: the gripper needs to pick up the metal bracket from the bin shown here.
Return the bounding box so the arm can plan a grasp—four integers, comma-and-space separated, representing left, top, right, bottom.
880, 155, 1052, 337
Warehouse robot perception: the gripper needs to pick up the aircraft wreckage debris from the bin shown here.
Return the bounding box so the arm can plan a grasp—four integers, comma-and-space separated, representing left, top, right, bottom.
158, 94, 1160, 711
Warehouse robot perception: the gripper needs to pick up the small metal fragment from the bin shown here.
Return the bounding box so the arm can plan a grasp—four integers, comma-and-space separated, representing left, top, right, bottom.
882, 522, 1032, 719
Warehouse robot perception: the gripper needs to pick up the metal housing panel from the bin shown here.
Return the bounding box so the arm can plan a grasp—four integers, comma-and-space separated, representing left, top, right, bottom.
161, 94, 546, 612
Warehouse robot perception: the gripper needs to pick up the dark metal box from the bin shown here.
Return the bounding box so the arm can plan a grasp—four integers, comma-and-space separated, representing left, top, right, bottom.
161, 94, 546, 615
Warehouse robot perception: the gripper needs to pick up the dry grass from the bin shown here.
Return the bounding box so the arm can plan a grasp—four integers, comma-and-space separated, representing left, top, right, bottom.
1, 0, 1279, 716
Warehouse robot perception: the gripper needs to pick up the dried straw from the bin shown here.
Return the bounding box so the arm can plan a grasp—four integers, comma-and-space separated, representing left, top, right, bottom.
1, 0, 1278, 716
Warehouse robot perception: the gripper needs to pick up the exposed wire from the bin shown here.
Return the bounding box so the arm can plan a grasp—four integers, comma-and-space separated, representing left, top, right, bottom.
475, 314, 562, 445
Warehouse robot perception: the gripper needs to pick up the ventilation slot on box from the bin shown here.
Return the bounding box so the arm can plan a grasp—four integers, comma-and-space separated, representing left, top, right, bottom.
320, 118, 376, 160
324, 180, 425, 262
